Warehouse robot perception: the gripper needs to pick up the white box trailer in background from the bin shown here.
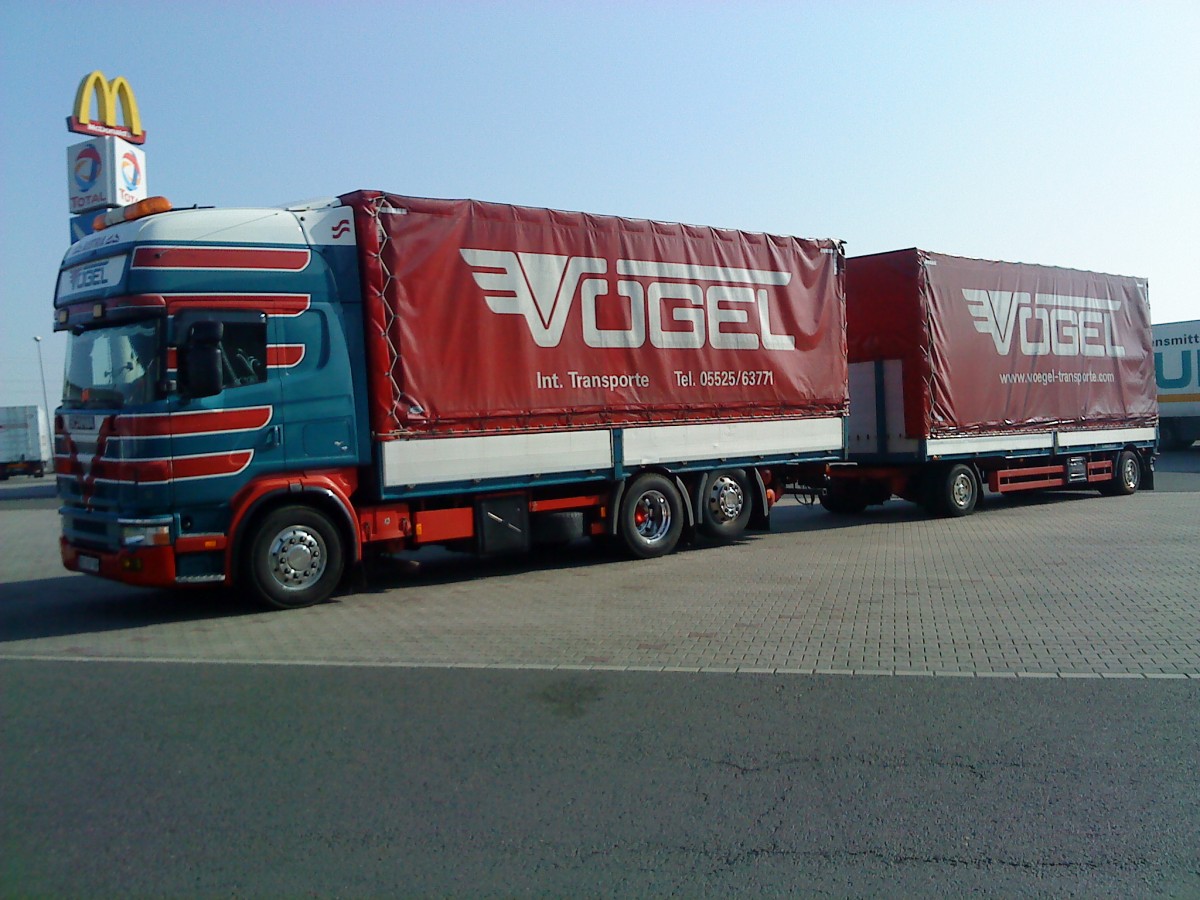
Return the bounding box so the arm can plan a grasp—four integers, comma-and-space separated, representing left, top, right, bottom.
0, 406, 52, 479
1153, 319, 1200, 450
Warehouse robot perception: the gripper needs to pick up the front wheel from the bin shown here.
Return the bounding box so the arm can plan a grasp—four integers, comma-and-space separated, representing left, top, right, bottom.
1100, 450, 1141, 496
619, 473, 684, 559
245, 505, 345, 609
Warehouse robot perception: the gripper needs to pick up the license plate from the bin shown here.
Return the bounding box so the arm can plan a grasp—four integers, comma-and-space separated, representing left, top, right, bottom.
78, 554, 100, 573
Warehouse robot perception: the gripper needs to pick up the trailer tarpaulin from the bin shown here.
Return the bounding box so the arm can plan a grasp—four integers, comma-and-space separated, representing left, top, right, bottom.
846, 249, 1156, 438
342, 191, 847, 437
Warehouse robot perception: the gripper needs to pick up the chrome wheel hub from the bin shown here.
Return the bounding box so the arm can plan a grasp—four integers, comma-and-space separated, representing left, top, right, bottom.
951, 473, 973, 508
1122, 458, 1139, 490
707, 476, 745, 523
268, 526, 326, 590
633, 491, 672, 544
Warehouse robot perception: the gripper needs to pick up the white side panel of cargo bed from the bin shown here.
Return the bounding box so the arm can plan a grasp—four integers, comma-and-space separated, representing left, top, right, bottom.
622, 418, 843, 466
382, 430, 613, 487
925, 426, 1157, 456
1055, 427, 1157, 448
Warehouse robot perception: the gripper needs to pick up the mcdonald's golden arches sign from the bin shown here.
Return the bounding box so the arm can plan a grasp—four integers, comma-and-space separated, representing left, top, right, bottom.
67, 70, 146, 144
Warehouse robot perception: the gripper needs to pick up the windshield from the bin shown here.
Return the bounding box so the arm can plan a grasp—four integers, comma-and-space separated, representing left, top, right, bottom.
62, 320, 163, 409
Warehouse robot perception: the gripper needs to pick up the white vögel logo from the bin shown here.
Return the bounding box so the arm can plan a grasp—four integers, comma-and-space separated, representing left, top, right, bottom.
962, 289, 1126, 358
461, 249, 798, 351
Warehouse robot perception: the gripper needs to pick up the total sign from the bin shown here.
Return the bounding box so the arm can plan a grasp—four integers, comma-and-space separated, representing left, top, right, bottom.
67, 136, 147, 214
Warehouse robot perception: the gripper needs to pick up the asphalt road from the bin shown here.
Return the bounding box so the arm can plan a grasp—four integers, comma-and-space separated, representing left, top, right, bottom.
5, 661, 1198, 898
2, 450, 1198, 897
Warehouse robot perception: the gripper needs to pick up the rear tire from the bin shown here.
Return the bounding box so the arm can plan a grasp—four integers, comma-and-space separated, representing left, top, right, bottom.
619, 473, 684, 559
245, 505, 345, 609
929, 463, 979, 517
820, 482, 868, 515
698, 469, 752, 540
1100, 450, 1141, 496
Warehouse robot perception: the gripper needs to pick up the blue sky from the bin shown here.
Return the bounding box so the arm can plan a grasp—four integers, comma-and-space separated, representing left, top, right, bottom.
2, 0, 1197, 411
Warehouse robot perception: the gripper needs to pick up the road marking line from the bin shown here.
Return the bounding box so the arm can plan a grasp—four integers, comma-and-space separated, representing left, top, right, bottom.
0, 654, 1196, 679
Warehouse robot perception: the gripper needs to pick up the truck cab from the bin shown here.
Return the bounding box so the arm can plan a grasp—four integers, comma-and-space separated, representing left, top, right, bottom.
53, 199, 368, 599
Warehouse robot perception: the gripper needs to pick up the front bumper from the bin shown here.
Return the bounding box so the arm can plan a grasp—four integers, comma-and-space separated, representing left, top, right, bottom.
61, 536, 178, 587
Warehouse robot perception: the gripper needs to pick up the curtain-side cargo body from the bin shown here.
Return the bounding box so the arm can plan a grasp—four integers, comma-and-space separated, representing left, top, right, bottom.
52, 192, 847, 608
822, 249, 1157, 516
1152, 319, 1200, 450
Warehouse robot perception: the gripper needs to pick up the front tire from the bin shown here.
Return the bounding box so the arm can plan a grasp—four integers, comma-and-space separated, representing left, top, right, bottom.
619, 473, 684, 559
246, 505, 345, 609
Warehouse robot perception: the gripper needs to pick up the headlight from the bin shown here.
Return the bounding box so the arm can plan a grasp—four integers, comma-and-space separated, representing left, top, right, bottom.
120, 524, 171, 547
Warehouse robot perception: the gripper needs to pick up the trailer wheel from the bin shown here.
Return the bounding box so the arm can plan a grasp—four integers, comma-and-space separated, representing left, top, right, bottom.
1100, 450, 1141, 496
619, 473, 684, 559
698, 469, 752, 540
245, 505, 345, 609
932, 463, 979, 517
820, 481, 868, 515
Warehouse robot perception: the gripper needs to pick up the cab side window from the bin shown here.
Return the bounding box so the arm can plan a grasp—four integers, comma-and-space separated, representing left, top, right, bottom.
219, 320, 266, 387
174, 311, 268, 393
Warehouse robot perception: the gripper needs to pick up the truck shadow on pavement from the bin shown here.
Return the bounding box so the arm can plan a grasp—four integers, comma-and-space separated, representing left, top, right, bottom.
351, 499, 934, 594
0, 576, 254, 643
0, 488, 1144, 643
353, 538, 652, 593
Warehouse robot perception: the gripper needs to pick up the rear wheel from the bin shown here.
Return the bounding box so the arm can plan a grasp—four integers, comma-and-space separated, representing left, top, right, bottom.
820, 481, 868, 515
928, 463, 979, 517
619, 473, 684, 559
698, 469, 752, 540
245, 505, 345, 609
1100, 450, 1141, 496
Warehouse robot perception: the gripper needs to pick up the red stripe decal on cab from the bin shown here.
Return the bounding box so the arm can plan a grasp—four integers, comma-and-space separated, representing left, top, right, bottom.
266, 345, 305, 368
115, 406, 273, 438
166, 295, 310, 316
132, 246, 310, 271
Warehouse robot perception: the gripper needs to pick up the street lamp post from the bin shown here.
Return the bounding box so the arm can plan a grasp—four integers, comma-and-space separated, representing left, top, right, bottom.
33, 336, 52, 425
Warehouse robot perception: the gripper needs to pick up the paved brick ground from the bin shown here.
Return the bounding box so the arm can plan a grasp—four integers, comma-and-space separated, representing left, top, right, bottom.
1, 478, 1197, 678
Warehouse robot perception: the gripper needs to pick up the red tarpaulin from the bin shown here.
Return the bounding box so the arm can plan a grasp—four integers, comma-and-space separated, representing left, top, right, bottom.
342, 191, 848, 437
846, 249, 1156, 438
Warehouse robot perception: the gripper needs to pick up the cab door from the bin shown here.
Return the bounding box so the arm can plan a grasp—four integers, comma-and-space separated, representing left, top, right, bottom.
274, 302, 359, 472
169, 310, 286, 516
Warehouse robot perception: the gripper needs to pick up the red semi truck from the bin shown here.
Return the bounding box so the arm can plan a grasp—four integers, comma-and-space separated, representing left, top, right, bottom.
824, 249, 1157, 515
54, 192, 847, 607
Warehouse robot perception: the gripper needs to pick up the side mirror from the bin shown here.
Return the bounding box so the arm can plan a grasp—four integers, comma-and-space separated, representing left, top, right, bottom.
183, 320, 223, 399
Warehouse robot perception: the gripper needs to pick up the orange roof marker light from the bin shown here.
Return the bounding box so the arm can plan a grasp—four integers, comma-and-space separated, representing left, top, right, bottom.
93, 196, 172, 232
